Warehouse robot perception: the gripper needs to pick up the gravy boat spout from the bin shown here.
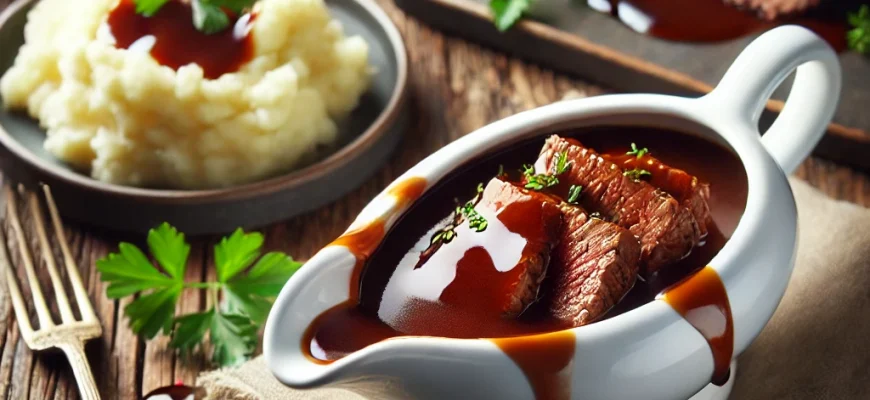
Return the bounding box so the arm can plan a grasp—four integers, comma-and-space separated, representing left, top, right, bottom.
264, 25, 840, 400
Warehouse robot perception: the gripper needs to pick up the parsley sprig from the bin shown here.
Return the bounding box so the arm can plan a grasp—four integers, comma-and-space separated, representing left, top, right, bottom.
97, 223, 301, 366
626, 143, 649, 159
848, 5, 870, 54
133, 0, 257, 34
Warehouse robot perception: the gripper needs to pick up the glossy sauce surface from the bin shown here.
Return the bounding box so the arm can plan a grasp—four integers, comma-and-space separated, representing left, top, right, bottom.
108, 0, 255, 79
329, 177, 428, 301
603, 0, 856, 50
305, 128, 748, 392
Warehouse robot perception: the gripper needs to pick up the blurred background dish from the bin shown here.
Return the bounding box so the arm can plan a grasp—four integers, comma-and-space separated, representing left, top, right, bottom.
0, 0, 408, 235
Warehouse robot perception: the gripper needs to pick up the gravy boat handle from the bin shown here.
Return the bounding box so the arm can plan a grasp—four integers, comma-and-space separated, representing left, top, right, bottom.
703, 25, 841, 174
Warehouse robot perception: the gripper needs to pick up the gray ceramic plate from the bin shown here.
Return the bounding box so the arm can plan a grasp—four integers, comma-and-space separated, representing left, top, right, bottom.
0, 0, 408, 235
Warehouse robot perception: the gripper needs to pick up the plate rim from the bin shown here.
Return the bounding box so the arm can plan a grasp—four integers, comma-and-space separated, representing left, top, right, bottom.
0, 0, 409, 204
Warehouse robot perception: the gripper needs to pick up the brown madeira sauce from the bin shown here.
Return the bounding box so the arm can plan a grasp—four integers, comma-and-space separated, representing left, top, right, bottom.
603, 0, 858, 51
663, 266, 734, 386
491, 330, 576, 400
108, 0, 255, 79
304, 128, 748, 394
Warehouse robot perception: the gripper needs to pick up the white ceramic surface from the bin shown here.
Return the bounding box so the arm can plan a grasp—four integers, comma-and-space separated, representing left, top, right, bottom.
264, 26, 841, 400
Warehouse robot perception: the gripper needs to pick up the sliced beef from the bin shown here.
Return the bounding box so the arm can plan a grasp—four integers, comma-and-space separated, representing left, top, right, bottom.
545, 204, 640, 327
536, 135, 700, 275
603, 152, 713, 237
435, 178, 564, 318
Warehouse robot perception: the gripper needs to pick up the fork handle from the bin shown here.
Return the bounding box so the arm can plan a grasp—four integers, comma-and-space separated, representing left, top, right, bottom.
60, 342, 101, 400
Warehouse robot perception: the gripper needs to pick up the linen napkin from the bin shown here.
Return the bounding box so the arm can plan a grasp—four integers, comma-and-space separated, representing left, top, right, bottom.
198, 178, 870, 399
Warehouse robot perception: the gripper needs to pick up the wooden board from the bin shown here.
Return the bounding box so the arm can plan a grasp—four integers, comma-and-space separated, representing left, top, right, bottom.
1, 1, 870, 399
394, 0, 870, 169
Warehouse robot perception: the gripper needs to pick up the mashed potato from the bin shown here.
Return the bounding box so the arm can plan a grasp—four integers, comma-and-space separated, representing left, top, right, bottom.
0, 0, 371, 189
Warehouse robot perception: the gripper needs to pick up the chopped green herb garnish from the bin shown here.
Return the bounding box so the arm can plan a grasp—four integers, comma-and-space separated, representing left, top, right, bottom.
567, 185, 582, 204
525, 174, 559, 191
522, 152, 570, 191
431, 228, 456, 245
848, 5, 870, 54
522, 164, 536, 176
497, 164, 505, 178
430, 183, 490, 248
624, 168, 652, 181
134, 0, 170, 17
553, 151, 572, 175
97, 223, 300, 367
134, 0, 257, 34
489, 0, 533, 31
461, 200, 488, 233
626, 143, 649, 159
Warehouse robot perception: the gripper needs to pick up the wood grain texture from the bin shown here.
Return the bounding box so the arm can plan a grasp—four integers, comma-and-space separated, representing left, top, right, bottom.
0, 0, 867, 399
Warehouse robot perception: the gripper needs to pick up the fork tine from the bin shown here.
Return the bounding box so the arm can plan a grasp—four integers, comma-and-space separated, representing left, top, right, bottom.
5, 186, 54, 328
0, 227, 35, 342
41, 184, 96, 322
27, 190, 76, 324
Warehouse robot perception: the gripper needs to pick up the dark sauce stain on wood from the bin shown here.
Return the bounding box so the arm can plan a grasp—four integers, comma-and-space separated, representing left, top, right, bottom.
304, 128, 748, 391
604, 0, 851, 51
490, 330, 576, 400
143, 384, 205, 400
107, 0, 255, 79
662, 266, 734, 386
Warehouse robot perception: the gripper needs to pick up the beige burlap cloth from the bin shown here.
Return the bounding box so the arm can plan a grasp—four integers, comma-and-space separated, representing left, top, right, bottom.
198, 177, 870, 399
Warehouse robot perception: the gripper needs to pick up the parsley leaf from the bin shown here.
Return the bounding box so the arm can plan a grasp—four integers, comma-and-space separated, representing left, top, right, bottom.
134, 0, 170, 17
567, 185, 583, 204
124, 284, 182, 338
192, 0, 231, 35
215, 228, 264, 283
98, 223, 300, 367
490, 0, 533, 31
225, 252, 302, 323
848, 5, 870, 54
147, 222, 190, 280
626, 143, 649, 159
211, 312, 258, 367
97, 222, 194, 338
207, 0, 257, 14
170, 311, 214, 351
134, 0, 257, 34
97, 242, 176, 298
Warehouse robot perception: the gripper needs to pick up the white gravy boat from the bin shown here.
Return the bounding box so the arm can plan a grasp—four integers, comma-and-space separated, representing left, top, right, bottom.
264, 26, 841, 400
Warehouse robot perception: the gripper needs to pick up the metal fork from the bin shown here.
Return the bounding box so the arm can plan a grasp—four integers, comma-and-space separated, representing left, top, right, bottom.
0, 184, 102, 400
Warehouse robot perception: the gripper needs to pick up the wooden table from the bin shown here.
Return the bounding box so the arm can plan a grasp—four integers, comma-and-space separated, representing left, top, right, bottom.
0, 1, 868, 399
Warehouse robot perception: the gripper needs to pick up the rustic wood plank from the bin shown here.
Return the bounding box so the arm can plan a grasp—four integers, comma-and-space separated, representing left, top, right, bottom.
0, 1, 867, 399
